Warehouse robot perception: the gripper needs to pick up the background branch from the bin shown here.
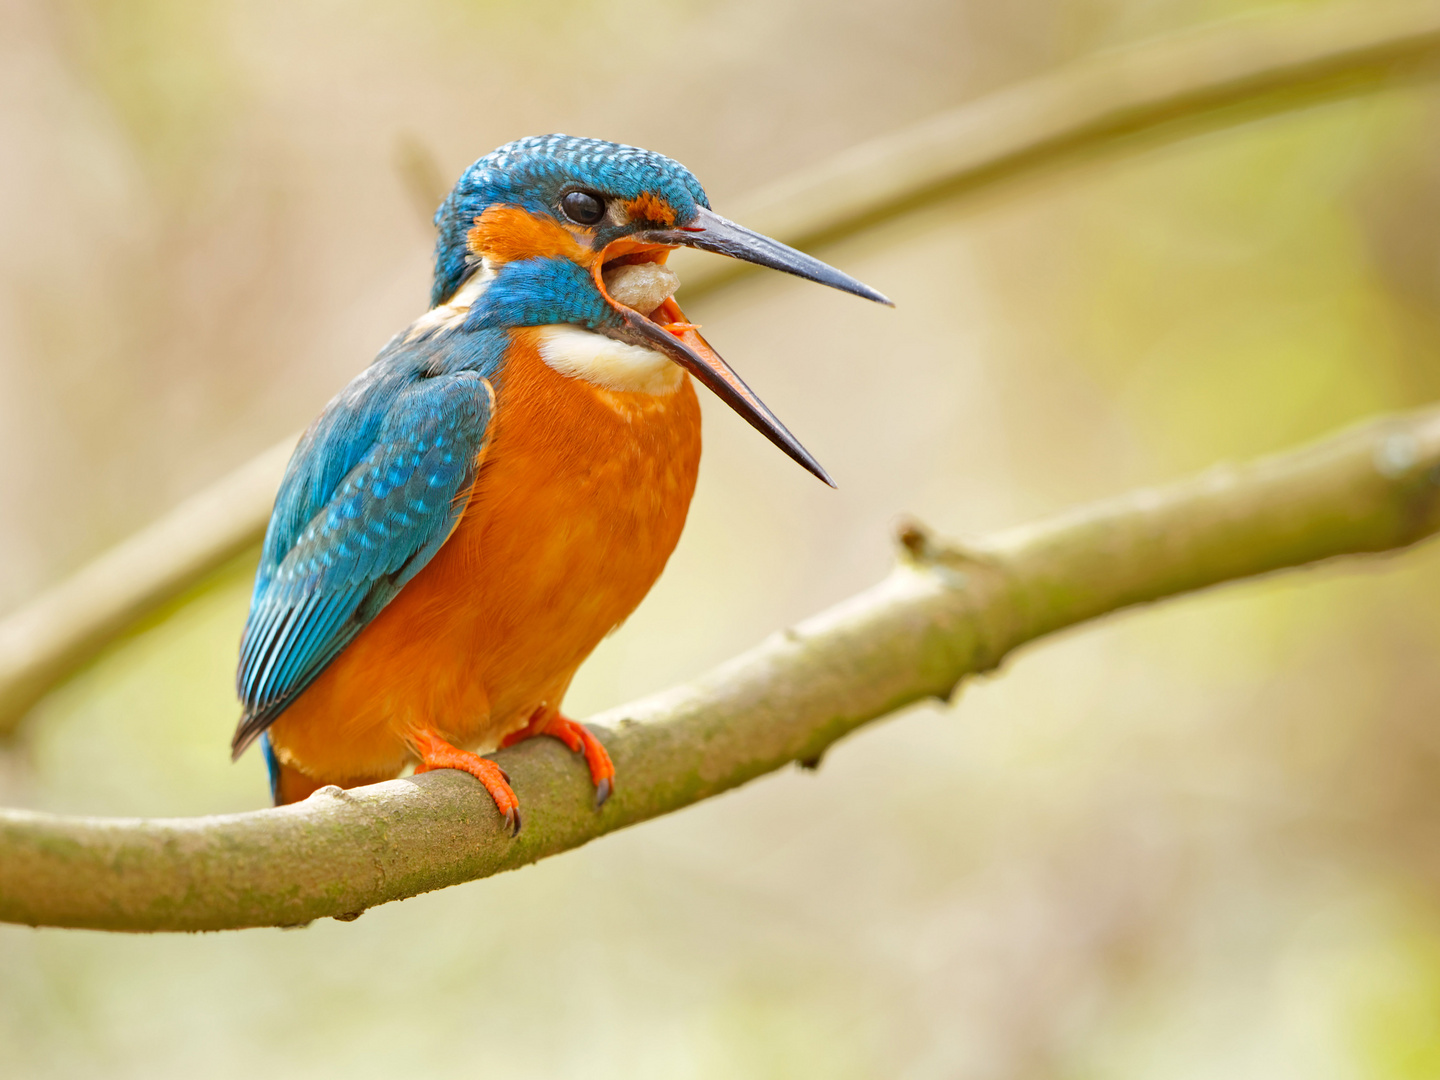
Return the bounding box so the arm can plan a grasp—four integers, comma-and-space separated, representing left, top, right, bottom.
5, 406, 1440, 932
3, 1, 1440, 734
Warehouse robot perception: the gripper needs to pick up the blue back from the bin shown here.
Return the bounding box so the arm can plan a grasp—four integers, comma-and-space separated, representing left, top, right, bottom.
232, 329, 507, 755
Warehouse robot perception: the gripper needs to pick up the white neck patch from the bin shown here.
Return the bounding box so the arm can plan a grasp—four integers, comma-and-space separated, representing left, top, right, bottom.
403, 262, 497, 343
536, 325, 685, 396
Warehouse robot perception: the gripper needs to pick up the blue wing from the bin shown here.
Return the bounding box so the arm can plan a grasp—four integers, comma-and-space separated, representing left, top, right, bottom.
231, 365, 495, 757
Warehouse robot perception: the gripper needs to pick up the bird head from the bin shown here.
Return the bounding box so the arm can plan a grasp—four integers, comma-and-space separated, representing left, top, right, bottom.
431, 134, 891, 485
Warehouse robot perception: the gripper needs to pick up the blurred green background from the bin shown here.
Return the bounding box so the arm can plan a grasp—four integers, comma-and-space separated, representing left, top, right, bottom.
6, 0, 1440, 1076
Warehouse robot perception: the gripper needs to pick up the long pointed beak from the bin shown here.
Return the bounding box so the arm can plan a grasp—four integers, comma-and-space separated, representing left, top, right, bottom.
637, 207, 893, 306
614, 298, 836, 486
601, 207, 890, 486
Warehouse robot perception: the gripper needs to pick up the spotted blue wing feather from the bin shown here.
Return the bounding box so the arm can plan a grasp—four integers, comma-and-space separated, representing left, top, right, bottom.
231, 367, 495, 757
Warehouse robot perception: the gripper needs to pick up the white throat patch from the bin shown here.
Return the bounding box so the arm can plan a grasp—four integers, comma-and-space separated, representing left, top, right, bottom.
536, 326, 684, 395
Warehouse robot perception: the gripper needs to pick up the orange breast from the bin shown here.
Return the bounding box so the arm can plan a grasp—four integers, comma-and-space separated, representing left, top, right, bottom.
266, 329, 702, 785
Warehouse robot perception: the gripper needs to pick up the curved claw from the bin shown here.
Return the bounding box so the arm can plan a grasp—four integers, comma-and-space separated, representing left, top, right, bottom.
411, 728, 522, 837
506, 709, 616, 811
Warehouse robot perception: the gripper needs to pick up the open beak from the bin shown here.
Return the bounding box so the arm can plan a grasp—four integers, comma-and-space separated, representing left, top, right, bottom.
603, 208, 891, 487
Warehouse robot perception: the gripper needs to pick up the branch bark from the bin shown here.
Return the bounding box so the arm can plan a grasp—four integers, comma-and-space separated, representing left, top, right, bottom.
3, 1, 1440, 734
5, 407, 1440, 932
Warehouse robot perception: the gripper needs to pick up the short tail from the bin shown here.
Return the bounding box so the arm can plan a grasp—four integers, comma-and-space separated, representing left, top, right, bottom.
260, 732, 326, 806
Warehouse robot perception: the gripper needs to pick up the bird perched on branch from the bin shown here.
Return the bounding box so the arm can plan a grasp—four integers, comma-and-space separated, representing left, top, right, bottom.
231, 135, 890, 832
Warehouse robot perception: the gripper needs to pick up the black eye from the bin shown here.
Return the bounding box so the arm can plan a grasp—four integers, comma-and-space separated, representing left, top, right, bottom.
560, 189, 606, 225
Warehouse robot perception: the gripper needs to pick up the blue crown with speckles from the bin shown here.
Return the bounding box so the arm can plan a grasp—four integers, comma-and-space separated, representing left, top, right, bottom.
430, 135, 712, 307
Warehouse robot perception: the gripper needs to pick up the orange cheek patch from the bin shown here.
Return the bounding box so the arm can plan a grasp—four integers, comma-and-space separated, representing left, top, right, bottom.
623, 192, 677, 227
468, 205, 590, 265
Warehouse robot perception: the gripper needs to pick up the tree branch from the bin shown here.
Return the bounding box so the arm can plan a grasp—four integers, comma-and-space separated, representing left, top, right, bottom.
5, 407, 1440, 932
4, 1, 1440, 734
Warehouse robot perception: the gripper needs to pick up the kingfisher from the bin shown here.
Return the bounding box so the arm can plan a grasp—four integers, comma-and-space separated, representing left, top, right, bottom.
231, 134, 889, 832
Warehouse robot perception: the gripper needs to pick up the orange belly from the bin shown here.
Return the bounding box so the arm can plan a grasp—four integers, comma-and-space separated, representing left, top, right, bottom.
267, 328, 702, 786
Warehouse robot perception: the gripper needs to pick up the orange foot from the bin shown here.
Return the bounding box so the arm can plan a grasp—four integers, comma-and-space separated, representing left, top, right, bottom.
411, 728, 522, 837
502, 709, 616, 809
